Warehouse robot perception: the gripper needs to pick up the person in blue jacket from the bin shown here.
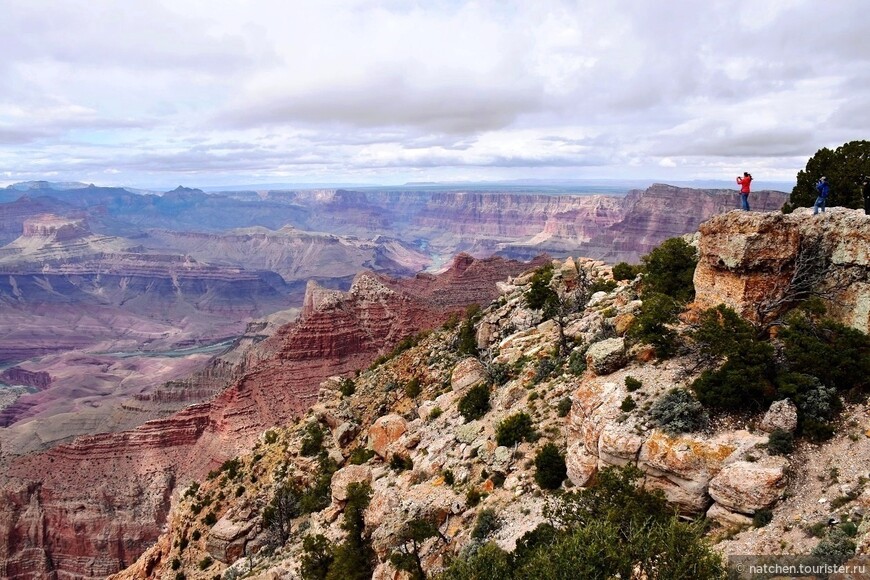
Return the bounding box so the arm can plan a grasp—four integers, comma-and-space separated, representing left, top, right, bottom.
813, 176, 830, 215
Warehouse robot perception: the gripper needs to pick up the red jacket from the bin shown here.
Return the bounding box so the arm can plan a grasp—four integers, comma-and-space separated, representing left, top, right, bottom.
737, 175, 752, 193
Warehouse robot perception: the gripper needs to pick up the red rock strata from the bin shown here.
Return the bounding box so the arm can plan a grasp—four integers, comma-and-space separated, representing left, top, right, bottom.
0, 254, 532, 579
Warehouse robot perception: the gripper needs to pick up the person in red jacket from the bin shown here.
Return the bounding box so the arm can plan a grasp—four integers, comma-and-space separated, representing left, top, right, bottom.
736, 172, 752, 211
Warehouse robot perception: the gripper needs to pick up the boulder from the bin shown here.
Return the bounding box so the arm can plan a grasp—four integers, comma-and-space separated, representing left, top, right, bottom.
331, 464, 374, 502
706, 502, 753, 529
368, 414, 409, 458
759, 399, 798, 433
451, 358, 487, 394
585, 338, 626, 375
333, 421, 359, 447
206, 516, 254, 564
708, 458, 788, 514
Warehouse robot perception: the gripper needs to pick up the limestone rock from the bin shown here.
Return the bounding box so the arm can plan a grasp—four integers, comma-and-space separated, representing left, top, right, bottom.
333, 421, 359, 447
331, 464, 373, 502
368, 414, 409, 458
451, 358, 487, 394
206, 516, 254, 564
706, 502, 753, 529
759, 399, 798, 433
708, 458, 788, 514
585, 338, 626, 375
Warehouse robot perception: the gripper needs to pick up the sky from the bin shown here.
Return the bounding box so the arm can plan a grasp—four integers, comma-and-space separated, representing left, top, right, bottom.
0, 0, 867, 190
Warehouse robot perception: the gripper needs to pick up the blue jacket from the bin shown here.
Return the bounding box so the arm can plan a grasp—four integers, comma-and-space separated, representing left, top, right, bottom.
816, 180, 830, 198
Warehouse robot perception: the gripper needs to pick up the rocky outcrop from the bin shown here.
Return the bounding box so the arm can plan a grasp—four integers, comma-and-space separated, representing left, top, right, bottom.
0, 254, 532, 578
708, 458, 789, 514
0, 367, 51, 390
759, 399, 798, 433
693, 208, 870, 332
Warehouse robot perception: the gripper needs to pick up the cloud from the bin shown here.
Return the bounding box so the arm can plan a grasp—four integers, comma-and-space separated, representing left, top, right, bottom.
0, 0, 868, 186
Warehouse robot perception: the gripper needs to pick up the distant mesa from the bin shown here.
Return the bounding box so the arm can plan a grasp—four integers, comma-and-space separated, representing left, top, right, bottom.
22, 214, 90, 240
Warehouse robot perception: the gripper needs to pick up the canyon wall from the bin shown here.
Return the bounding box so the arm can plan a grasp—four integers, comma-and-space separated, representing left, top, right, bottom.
0, 254, 531, 579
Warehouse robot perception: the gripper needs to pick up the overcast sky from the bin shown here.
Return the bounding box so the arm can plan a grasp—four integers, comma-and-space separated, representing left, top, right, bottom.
0, 0, 867, 189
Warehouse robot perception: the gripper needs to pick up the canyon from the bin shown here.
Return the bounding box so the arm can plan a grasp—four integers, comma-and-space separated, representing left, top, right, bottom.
0, 253, 533, 579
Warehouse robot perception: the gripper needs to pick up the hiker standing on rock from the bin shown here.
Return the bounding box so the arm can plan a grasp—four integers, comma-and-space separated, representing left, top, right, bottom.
863, 177, 869, 215
736, 172, 752, 211
813, 176, 830, 215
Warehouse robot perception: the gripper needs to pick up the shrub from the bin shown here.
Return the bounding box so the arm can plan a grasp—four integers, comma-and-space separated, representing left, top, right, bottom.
589, 278, 617, 294
339, 378, 356, 397
753, 509, 773, 528
639, 237, 698, 303
466, 487, 483, 507
534, 443, 567, 490
649, 389, 709, 434
533, 357, 557, 383
496, 412, 535, 447
624, 376, 642, 392
627, 292, 681, 358
612, 262, 641, 281
525, 263, 559, 319
191, 530, 201, 541
390, 454, 414, 471
472, 508, 502, 540
487, 361, 512, 386
428, 406, 443, 420
175, 573, 186, 580
443, 469, 455, 486
349, 447, 375, 465
568, 349, 587, 375
300, 422, 326, 457
404, 377, 422, 398
620, 395, 637, 412
171, 558, 181, 570
692, 339, 776, 411
203, 511, 217, 526
264, 429, 278, 444
458, 384, 491, 422
299, 455, 338, 514
812, 527, 856, 566
557, 397, 572, 417
300, 534, 334, 580
456, 305, 481, 357
767, 429, 794, 456
326, 482, 375, 580
263, 480, 301, 547
390, 518, 441, 579
198, 556, 213, 570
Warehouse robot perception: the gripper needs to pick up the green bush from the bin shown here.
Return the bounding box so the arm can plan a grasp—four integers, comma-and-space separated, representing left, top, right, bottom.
389, 518, 441, 580
767, 429, 794, 456
349, 447, 375, 465
390, 454, 414, 471
612, 262, 641, 281
534, 443, 567, 490
649, 389, 709, 434
299, 455, 338, 515
557, 397, 572, 417
198, 556, 213, 570
456, 305, 481, 357
300, 534, 334, 580
339, 378, 356, 397
458, 384, 491, 422
525, 263, 559, 319
496, 412, 535, 447
753, 509, 773, 528
439, 465, 725, 580
466, 487, 483, 507
191, 530, 201, 541
404, 377, 422, 398
472, 508, 502, 540
692, 339, 776, 411
301, 422, 326, 457
175, 573, 186, 580
533, 357, 557, 383
264, 429, 278, 444
620, 395, 637, 412
325, 482, 375, 580
627, 292, 681, 358
487, 362, 512, 386
568, 349, 587, 375
443, 469, 455, 486
812, 527, 856, 566
203, 511, 217, 526
780, 314, 870, 394
589, 278, 617, 294
428, 406, 443, 420
171, 558, 181, 570
640, 237, 698, 303
624, 376, 642, 392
